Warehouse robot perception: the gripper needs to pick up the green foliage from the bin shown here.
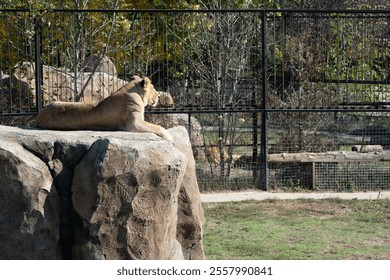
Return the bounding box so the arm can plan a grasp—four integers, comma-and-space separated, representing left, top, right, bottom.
326, 16, 387, 83
0, 1, 388, 103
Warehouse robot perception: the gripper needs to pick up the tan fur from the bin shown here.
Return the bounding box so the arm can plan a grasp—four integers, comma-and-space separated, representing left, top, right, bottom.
34, 76, 173, 142
206, 138, 230, 164
206, 146, 229, 164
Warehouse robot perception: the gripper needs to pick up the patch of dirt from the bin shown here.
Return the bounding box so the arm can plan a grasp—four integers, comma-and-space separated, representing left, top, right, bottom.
346, 252, 390, 260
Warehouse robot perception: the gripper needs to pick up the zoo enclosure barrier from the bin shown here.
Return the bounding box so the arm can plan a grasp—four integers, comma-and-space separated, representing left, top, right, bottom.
0, 8, 389, 191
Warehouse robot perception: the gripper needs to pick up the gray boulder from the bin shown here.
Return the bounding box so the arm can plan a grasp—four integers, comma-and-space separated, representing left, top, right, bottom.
12, 61, 127, 103
0, 139, 60, 259
0, 125, 205, 260
83, 54, 118, 76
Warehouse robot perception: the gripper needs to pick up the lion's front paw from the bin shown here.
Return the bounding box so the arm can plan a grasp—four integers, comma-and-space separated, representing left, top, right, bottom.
164, 131, 174, 142
160, 128, 173, 142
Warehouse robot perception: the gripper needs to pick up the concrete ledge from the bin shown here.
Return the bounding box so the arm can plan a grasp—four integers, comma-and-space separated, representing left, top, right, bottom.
201, 191, 390, 203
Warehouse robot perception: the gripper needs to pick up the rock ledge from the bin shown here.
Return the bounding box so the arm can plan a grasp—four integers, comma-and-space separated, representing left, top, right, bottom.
0, 125, 204, 260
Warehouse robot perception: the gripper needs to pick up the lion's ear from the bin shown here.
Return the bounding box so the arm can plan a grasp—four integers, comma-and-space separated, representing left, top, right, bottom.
132, 75, 142, 81
141, 77, 151, 88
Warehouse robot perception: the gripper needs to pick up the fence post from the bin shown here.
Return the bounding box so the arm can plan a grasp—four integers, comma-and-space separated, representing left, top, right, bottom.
34, 17, 42, 112
259, 10, 268, 191
251, 13, 259, 185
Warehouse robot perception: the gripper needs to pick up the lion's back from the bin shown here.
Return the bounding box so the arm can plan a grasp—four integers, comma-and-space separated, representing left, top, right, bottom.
34, 96, 135, 130
35, 101, 96, 130
34, 76, 158, 132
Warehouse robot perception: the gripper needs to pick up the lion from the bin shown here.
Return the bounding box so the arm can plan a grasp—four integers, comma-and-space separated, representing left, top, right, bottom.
206, 145, 229, 164
34, 76, 173, 142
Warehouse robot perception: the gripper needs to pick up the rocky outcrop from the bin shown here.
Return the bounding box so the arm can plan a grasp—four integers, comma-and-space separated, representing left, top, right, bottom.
0, 138, 61, 259
83, 54, 118, 76
173, 127, 205, 260
11, 59, 127, 104
0, 125, 204, 260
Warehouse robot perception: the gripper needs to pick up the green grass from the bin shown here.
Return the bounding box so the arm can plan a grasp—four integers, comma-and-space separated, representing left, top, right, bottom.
203, 199, 390, 260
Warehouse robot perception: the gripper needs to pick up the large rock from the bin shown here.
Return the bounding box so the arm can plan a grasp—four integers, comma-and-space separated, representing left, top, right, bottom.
172, 127, 205, 259
0, 139, 60, 259
0, 125, 205, 260
12, 62, 75, 103
77, 71, 127, 101
82, 54, 118, 76
12, 61, 127, 104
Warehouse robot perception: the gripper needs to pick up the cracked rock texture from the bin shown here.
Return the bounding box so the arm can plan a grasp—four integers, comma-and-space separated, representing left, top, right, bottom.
0, 125, 204, 260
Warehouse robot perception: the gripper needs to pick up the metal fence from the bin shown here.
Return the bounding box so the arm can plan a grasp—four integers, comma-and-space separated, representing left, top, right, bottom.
1, 9, 389, 191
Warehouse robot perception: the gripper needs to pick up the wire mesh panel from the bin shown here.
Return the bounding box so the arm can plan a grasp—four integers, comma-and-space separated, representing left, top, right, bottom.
146, 111, 262, 191
266, 12, 389, 108
39, 11, 152, 103
268, 160, 390, 191
195, 112, 261, 191
36, 10, 264, 109
267, 111, 390, 191
0, 9, 389, 191
315, 162, 390, 191
0, 10, 37, 115
268, 112, 390, 153
268, 162, 314, 191
268, 111, 336, 153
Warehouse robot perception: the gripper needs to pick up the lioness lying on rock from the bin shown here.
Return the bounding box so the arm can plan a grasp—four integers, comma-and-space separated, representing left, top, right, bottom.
35, 76, 173, 142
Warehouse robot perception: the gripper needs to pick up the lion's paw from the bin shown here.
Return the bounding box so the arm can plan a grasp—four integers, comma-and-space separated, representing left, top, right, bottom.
164, 131, 174, 142
160, 128, 173, 142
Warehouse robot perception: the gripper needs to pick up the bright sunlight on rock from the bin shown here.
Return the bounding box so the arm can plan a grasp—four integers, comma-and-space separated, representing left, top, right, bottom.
0, 125, 205, 260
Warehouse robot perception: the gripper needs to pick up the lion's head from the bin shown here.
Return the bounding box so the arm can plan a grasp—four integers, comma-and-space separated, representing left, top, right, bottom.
133, 76, 159, 107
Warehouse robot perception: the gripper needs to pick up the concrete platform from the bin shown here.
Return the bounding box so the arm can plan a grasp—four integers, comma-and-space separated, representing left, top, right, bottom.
200, 191, 390, 203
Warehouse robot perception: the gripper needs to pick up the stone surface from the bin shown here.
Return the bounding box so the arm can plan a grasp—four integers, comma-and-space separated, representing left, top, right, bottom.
0, 139, 60, 259
71, 138, 186, 260
82, 54, 118, 76
0, 124, 205, 260
171, 126, 205, 260
12, 61, 127, 103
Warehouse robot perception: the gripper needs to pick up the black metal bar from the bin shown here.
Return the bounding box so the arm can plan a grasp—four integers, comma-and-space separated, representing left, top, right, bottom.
260, 10, 268, 191
0, 9, 29, 12
34, 17, 42, 113
42, 8, 390, 14
218, 114, 225, 183
311, 79, 390, 85
251, 14, 259, 184
145, 107, 390, 114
